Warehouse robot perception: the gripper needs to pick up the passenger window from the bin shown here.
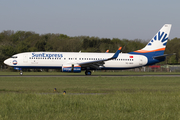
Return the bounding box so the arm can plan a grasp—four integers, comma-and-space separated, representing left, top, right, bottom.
11, 56, 18, 58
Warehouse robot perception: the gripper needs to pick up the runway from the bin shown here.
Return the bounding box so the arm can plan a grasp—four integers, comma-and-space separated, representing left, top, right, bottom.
1, 74, 180, 77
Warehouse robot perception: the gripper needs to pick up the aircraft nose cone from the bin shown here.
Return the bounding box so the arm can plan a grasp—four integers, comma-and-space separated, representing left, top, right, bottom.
4, 59, 9, 65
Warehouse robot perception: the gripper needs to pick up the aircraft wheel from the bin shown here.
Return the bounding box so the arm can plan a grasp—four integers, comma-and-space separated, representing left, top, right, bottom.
20, 71, 23, 76
85, 71, 91, 75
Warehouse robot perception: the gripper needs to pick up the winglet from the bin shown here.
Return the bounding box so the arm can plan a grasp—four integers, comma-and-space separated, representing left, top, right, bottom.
111, 47, 122, 59
105, 50, 109, 53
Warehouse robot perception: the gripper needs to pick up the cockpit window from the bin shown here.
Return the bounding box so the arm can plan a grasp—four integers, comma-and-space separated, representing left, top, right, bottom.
11, 56, 18, 58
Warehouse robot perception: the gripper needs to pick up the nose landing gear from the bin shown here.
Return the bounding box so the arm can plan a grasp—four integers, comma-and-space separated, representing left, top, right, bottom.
20, 68, 23, 75
20, 71, 23, 75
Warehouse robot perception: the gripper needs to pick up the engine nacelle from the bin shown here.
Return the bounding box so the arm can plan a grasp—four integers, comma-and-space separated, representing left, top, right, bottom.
14, 67, 21, 70
62, 64, 81, 73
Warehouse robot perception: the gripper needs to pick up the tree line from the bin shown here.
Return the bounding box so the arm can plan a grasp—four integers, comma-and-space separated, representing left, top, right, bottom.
0, 30, 179, 66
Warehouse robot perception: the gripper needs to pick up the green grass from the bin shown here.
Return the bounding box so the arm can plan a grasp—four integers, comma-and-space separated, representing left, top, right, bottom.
0, 76, 180, 119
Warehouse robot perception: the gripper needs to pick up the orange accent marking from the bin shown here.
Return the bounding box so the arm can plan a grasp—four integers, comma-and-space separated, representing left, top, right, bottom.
118, 47, 122, 50
106, 50, 109, 53
134, 48, 165, 53
74, 66, 81, 67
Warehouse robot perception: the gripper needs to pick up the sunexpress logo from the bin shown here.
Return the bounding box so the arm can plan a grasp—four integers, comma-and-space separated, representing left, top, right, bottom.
32, 53, 63, 58
148, 31, 168, 46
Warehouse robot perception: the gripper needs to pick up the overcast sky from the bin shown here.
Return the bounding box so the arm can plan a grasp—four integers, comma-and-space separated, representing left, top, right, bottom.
0, 0, 179, 40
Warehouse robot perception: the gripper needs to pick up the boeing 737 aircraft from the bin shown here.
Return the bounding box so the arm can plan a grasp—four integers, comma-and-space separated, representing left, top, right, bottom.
4, 24, 172, 75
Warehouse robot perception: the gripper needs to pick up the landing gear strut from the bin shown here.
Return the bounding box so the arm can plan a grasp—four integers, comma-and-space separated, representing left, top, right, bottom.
20, 69, 23, 76
85, 70, 91, 75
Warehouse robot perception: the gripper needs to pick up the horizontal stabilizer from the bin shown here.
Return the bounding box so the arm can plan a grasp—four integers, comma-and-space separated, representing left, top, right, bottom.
153, 53, 175, 59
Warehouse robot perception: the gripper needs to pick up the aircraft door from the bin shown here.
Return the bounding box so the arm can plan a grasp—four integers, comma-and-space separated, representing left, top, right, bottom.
23, 54, 28, 63
139, 56, 143, 65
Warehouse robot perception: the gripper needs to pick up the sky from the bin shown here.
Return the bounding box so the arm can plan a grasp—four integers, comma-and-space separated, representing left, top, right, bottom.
0, 0, 180, 40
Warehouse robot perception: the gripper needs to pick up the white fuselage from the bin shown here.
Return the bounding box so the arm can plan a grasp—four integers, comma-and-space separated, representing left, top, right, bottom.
4, 52, 148, 70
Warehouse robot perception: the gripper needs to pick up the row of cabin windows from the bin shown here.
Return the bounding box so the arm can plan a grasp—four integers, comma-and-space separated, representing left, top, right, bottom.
29, 57, 133, 61
114, 59, 133, 61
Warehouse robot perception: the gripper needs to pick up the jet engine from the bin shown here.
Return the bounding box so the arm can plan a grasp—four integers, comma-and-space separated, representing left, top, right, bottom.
62, 64, 81, 73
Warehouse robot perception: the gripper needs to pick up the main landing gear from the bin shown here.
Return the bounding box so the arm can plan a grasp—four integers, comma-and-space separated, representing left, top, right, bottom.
85, 70, 91, 75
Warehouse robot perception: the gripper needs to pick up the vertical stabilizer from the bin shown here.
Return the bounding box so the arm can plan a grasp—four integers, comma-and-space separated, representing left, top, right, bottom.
133, 24, 172, 54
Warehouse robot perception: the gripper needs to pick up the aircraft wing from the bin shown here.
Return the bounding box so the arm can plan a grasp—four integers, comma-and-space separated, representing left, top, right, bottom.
78, 47, 122, 69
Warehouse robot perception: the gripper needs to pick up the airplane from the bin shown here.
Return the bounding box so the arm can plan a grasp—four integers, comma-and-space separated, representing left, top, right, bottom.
4, 24, 172, 75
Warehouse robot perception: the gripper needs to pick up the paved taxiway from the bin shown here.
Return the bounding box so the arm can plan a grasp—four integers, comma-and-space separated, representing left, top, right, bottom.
1, 75, 180, 77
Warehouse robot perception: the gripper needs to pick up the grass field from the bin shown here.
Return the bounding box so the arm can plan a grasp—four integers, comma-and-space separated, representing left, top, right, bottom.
0, 74, 180, 119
